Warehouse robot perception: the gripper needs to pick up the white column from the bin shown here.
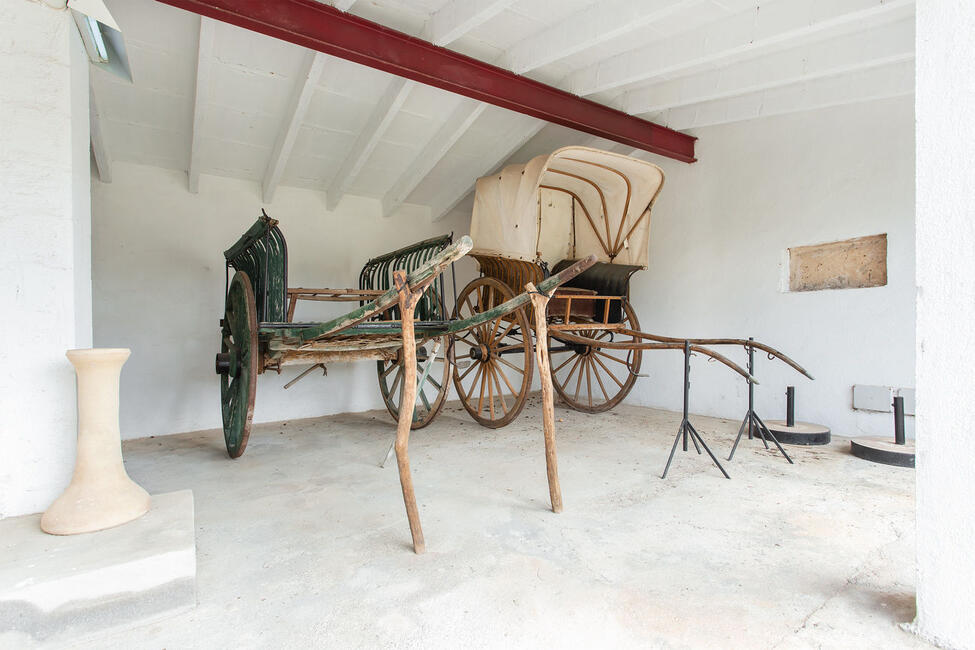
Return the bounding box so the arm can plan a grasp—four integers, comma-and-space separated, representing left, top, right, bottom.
0, 1, 93, 518
915, 2, 975, 648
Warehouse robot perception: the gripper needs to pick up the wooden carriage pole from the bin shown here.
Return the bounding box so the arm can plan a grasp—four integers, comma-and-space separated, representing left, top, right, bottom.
392, 270, 426, 553
525, 282, 563, 513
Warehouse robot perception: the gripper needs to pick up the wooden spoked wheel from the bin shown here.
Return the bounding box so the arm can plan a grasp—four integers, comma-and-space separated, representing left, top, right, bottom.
377, 294, 452, 429
550, 300, 642, 413
216, 271, 258, 458
452, 276, 534, 428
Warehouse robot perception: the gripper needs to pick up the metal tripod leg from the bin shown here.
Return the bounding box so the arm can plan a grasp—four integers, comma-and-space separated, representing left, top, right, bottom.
687, 422, 730, 479
661, 421, 685, 479
661, 340, 730, 479
727, 337, 793, 465
728, 415, 750, 461
753, 412, 793, 464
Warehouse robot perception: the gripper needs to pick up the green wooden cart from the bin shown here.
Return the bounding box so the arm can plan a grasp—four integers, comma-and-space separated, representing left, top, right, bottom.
215, 212, 594, 552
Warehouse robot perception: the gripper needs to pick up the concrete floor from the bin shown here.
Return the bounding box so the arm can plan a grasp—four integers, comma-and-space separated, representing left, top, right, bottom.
70, 397, 924, 649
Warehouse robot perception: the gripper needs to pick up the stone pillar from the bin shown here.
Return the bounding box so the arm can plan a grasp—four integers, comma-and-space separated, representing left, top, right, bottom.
0, 1, 93, 518
41, 349, 150, 534
915, 2, 975, 647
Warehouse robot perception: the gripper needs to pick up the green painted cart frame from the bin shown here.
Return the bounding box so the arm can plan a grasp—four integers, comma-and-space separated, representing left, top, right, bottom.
215, 213, 595, 552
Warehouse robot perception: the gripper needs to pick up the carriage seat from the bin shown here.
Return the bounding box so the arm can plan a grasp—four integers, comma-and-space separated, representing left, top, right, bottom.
549, 259, 641, 323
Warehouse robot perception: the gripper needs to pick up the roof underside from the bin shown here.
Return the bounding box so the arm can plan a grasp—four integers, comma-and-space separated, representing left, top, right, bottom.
90, 0, 916, 219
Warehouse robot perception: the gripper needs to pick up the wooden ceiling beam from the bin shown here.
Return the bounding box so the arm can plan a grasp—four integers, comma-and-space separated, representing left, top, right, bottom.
424, 0, 517, 47
622, 17, 915, 115
658, 59, 914, 131
382, 100, 486, 217
153, 0, 696, 162
503, 0, 695, 75
263, 52, 327, 204
187, 16, 215, 193
326, 78, 414, 211
430, 116, 546, 222
89, 83, 112, 183
569, 0, 915, 97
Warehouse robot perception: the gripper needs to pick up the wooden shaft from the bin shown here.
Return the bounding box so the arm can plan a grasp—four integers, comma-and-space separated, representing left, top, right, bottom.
613, 329, 814, 380
550, 330, 757, 383
291, 295, 387, 302
526, 282, 563, 514
548, 322, 625, 332
392, 270, 426, 554
288, 287, 385, 295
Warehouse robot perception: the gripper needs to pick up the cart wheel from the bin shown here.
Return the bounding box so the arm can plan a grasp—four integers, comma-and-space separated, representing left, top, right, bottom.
377, 293, 452, 429
216, 271, 258, 458
550, 300, 642, 413
451, 276, 534, 428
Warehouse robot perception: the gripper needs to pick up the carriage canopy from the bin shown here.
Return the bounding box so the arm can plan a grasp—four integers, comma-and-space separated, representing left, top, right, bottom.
470, 146, 665, 269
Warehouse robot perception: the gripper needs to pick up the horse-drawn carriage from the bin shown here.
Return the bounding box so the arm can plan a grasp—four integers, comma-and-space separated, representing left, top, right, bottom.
451, 146, 666, 427
452, 146, 813, 429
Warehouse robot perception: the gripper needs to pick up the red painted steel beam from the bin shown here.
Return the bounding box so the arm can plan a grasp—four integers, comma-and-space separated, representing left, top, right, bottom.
155, 0, 697, 162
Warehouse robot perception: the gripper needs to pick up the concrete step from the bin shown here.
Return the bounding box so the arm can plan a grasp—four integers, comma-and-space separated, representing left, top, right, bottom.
0, 490, 196, 645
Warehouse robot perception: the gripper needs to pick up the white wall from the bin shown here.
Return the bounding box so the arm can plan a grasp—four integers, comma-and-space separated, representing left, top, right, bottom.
626, 96, 915, 440
92, 163, 475, 440
0, 2, 93, 517
915, 3, 975, 647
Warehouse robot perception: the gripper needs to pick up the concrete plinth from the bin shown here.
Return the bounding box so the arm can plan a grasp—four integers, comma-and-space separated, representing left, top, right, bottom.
850, 437, 916, 468
764, 420, 831, 445
0, 491, 196, 644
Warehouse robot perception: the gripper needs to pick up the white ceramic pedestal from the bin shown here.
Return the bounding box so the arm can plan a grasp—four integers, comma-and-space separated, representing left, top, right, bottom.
41, 349, 150, 535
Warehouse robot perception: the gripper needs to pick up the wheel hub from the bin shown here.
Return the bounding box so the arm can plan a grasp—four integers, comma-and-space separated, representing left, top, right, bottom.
567, 341, 592, 356
215, 351, 240, 376
468, 344, 492, 361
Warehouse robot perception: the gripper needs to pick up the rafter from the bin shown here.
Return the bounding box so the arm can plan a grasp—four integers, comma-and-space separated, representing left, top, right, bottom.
263, 52, 327, 204
503, 0, 694, 74
658, 59, 913, 131
89, 83, 112, 183
569, 0, 915, 96
155, 0, 695, 161
383, 0, 519, 217
382, 100, 486, 217
623, 17, 915, 115
187, 16, 215, 193
424, 0, 517, 47
430, 115, 546, 222
326, 78, 414, 211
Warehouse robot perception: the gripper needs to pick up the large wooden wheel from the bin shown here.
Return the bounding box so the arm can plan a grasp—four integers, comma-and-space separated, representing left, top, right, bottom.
550, 300, 642, 413
377, 292, 451, 429
215, 271, 258, 458
451, 276, 534, 428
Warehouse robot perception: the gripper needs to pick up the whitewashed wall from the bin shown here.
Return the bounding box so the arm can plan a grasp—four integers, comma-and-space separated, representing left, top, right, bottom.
626, 96, 915, 439
0, 3, 92, 518
915, 2, 975, 647
92, 163, 475, 440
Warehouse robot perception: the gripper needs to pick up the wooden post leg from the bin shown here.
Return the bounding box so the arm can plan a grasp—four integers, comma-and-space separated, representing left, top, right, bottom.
526, 282, 563, 513
393, 271, 426, 554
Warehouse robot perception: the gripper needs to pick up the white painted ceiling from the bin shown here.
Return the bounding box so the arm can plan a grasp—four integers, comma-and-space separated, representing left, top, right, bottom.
89, 0, 915, 219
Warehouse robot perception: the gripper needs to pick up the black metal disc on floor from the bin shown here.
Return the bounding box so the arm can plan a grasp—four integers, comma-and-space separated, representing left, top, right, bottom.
764, 420, 831, 446
849, 437, 915, 468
